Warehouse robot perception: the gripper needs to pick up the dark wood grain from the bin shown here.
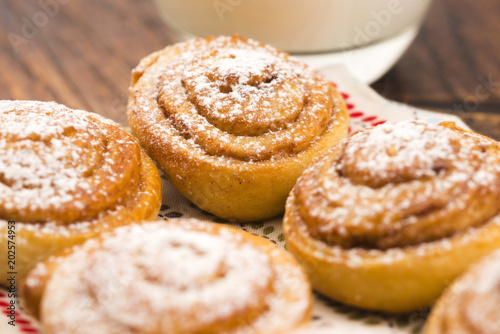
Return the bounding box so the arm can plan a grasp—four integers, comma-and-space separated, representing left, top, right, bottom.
372, 0, 500, 139
0, 0, 174, 125
1, 0, 499, 139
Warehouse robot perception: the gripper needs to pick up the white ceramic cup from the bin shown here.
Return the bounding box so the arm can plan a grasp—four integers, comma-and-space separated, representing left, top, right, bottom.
153, 0, 433, 82
154, 0, 432, 53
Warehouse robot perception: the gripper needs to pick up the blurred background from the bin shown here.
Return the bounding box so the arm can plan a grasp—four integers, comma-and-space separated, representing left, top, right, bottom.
0, 0, 499, 139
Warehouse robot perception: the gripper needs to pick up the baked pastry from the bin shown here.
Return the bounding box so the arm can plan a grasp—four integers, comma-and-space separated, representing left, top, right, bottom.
21, 219, 313, 334
128, 35, 349, 222
0, 100, 162, 284
424, 249, 500, 334
283, 120, 500, 313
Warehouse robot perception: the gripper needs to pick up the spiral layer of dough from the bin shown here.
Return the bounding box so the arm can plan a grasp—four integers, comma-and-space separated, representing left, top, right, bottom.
128, 35, 348, 222
21, 219, 312, 334
424, 249, 500, 334
284, 121, 500, 312
0, 100, 162, 284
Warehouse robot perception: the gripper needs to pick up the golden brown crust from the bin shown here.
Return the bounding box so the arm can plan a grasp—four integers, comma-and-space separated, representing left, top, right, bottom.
424, 249, 500, 334
21, 219, 312, 334
283, 121, 500, 313
127, 35, 349, 222
0, 100, 162, 284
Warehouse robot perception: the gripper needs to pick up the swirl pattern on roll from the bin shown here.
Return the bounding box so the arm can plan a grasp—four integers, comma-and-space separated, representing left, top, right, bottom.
0, 101, 143, 224
0, 100, 162, 283
295, 121, 500, 249
23, 220, 312, 334
157, 44, 336, 162
128, 35, 348, 221
132, 35, 343, 162
283, 120, 500, 312
425, 249, 500, 334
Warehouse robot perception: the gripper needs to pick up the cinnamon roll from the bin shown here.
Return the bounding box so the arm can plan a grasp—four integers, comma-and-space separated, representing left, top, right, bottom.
21, 219, 312, 334
424, 249, 500, 334
283, 121, 500, 313
128, 35, 349, 222
0, 100, 162, 284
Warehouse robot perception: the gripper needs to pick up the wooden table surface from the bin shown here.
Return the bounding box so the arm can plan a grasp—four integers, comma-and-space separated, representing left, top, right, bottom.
1, 0, 499, 139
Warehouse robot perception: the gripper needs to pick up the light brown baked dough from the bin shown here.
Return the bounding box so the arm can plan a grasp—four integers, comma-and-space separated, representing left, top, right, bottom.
128, 35, 349, 222
424, 249, 500, 334
284, 120, 500, 313
0, 100, 162, 285
21, 219, 313, 334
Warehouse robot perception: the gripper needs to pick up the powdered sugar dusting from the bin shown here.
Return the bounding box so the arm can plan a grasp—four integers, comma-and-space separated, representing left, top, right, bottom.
460, 250, 500, 332
294, 121, 500, 249
0, 100, 141, 224
178, 48, 305, 134
471, 252, 500, 294
425, 249, 500, 333
129, 35, 346, 163
40, 220, 311, 333
341, 121, 458, 186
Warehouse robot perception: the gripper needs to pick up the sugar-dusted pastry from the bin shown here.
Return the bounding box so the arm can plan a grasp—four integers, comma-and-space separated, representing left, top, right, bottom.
21, 219, 312, 334
424, 249, 500, 334
128, 35, 349, 222
0, 100, 162, 284
284, 121, 500, 313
